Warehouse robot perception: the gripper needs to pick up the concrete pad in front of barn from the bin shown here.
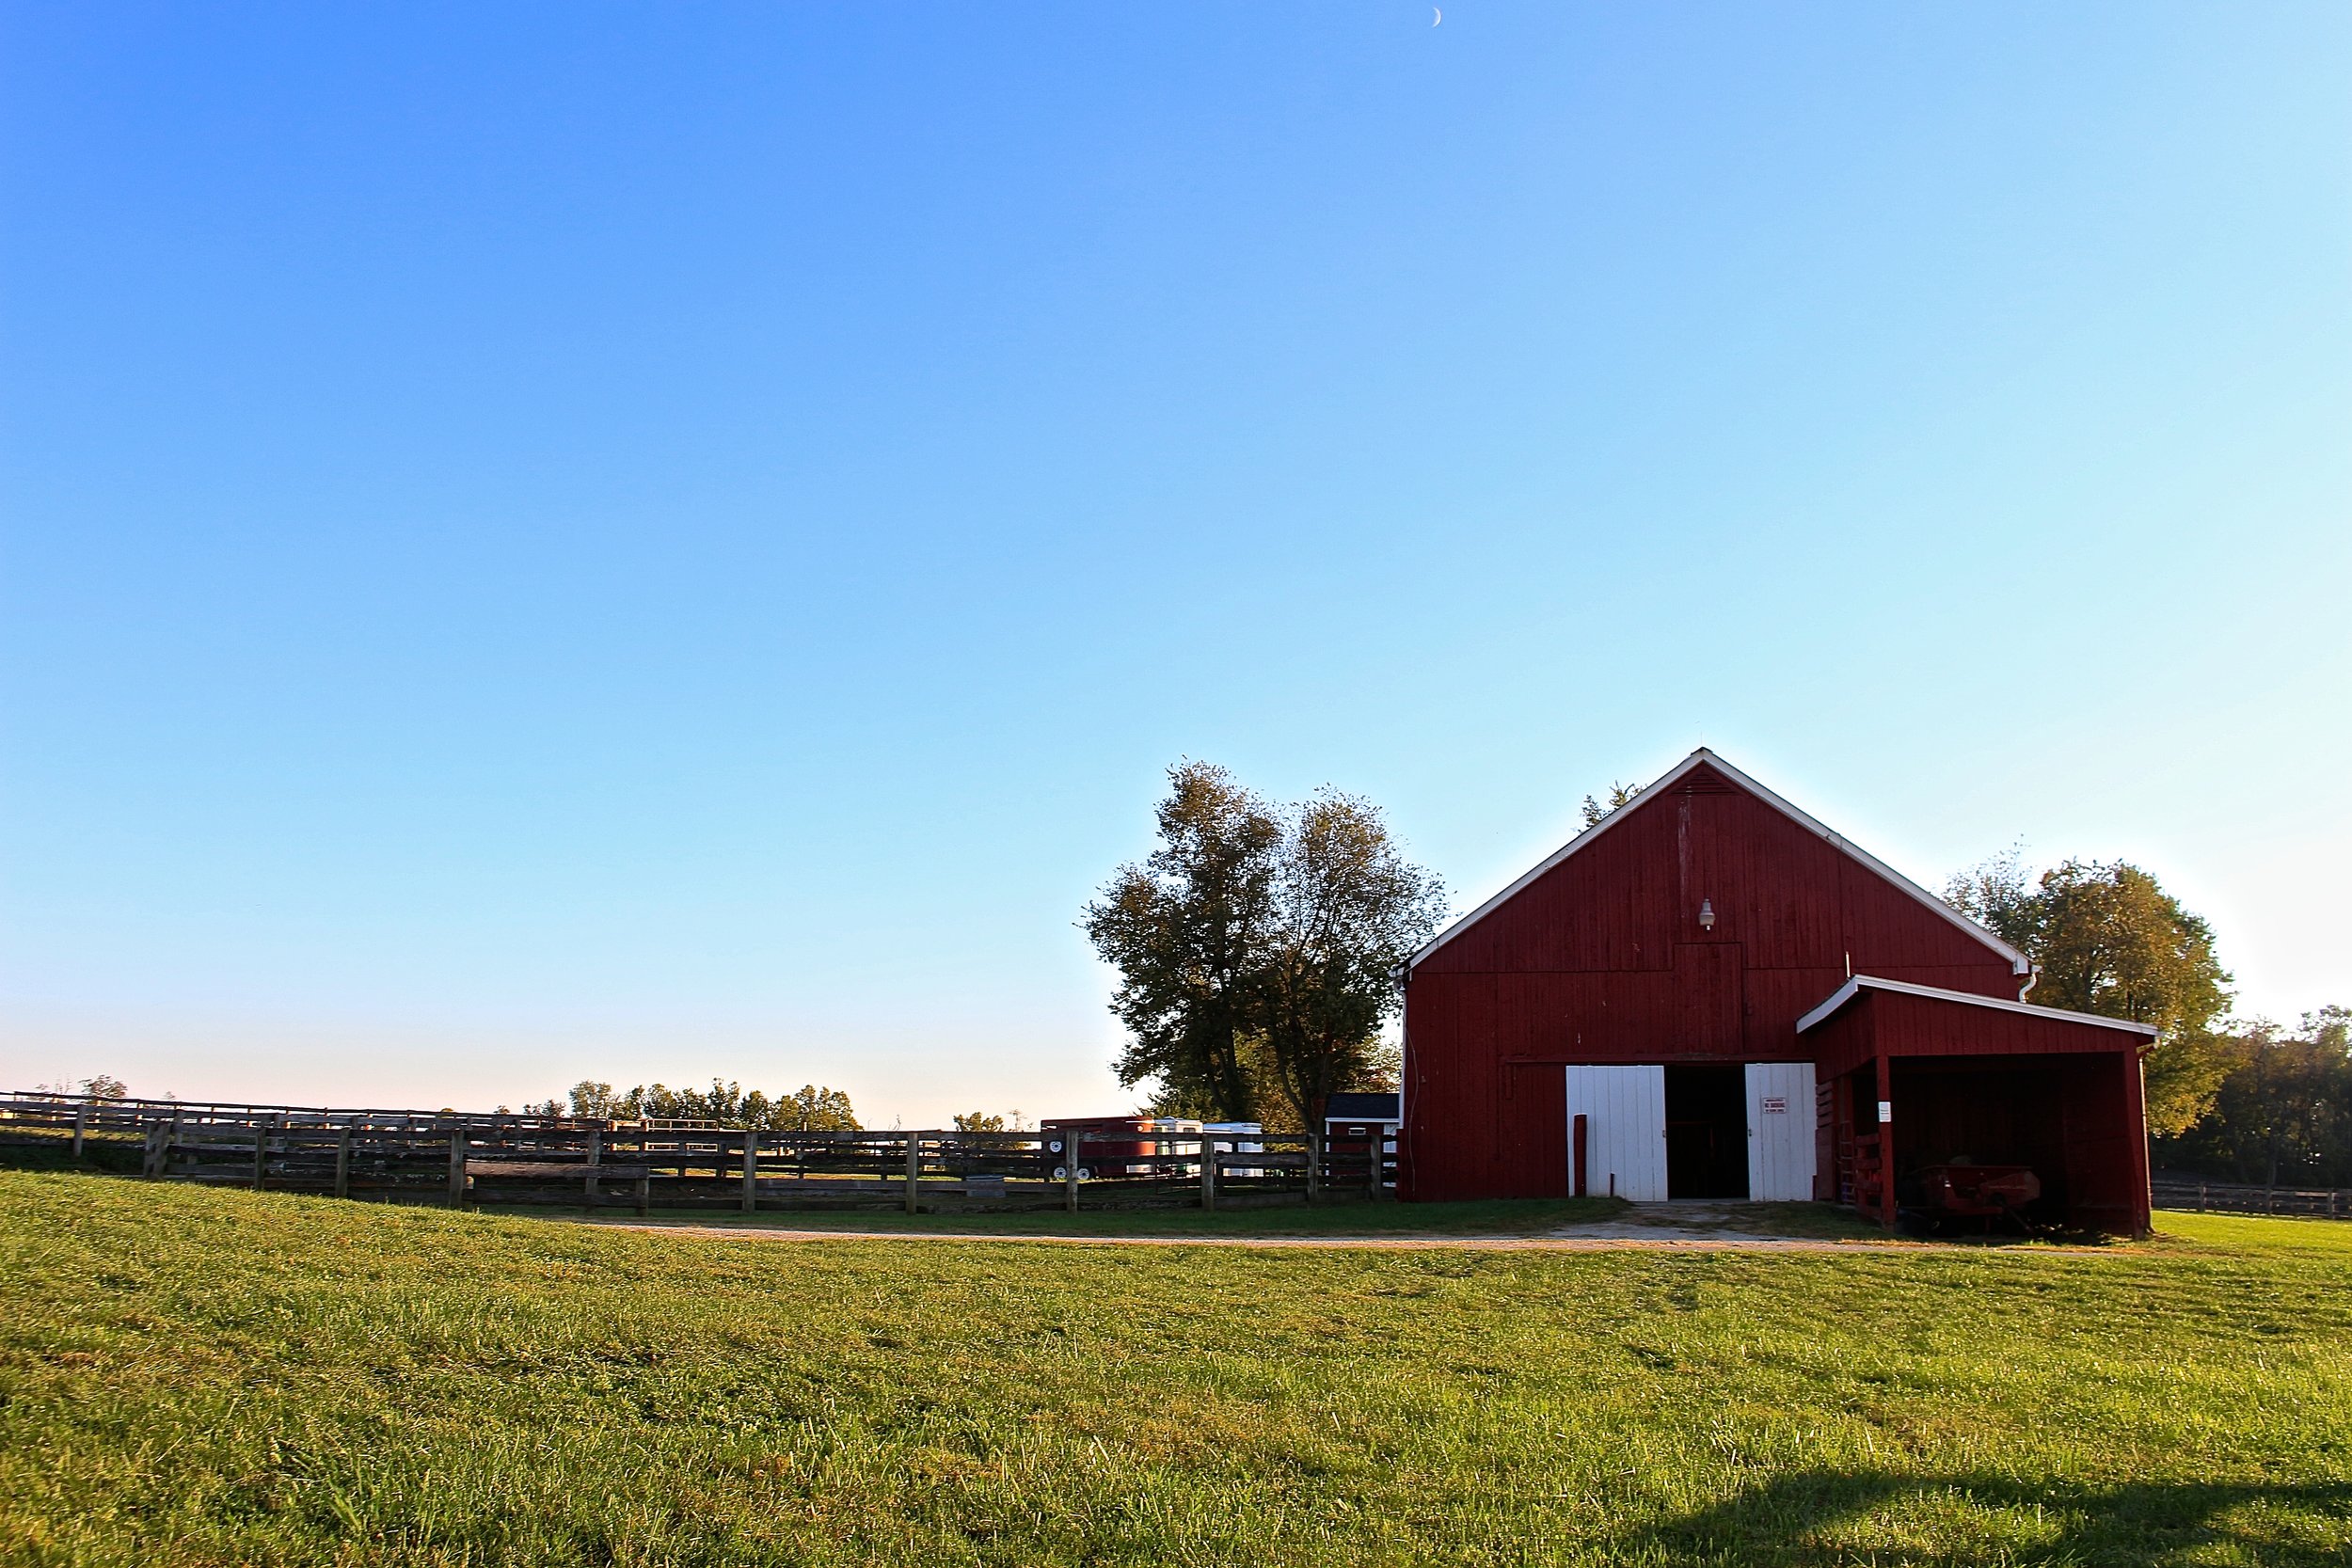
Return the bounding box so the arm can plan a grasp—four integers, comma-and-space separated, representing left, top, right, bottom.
1549, 1199, 1888, 1243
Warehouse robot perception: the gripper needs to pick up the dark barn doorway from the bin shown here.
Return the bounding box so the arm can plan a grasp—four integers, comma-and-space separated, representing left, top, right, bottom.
1665, 1064, 1749, 1199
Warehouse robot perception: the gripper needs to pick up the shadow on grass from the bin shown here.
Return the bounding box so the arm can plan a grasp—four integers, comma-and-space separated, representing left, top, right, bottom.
0, 1138, 143, 1176
1640, 1469, 2352, 1565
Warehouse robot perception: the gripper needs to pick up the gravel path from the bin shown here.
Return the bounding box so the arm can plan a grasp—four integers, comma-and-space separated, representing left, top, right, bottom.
596, 1224, 1941, 1252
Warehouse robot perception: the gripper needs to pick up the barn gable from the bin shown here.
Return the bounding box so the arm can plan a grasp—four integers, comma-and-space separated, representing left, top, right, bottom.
1406, 749, 2027, 985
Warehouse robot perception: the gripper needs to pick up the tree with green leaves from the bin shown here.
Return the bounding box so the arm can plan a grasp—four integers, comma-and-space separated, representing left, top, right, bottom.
1255, 788, 1446, 1130
1084, 763, 1444, 1125
1580, 781, 1643, 829
1082, 762, 1283, 1120
1946, 852, 2234, 1134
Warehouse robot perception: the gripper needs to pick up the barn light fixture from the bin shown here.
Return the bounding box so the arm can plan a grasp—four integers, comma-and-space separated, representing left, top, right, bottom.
1698, 898, 1716, 932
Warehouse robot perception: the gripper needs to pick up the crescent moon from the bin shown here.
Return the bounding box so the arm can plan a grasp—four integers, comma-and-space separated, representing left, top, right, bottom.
1433, 6, 1442, 23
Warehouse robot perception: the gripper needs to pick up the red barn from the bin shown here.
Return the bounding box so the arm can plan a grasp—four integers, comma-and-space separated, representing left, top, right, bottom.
1398, 750, 2156, 1233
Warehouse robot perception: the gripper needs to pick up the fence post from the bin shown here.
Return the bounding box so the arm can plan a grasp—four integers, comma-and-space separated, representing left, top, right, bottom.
253, 1119, 270, 1191
741, 1132, 759, 1214
1064, 1134, 1082, 1213
1200, 1132, 1217, 1212
142, 1121, 167, 1180
72, 1102, 87, 1160
1306, 1125, 1322, 1203
904, 1132, 921, 1215
335, 1129, 352, 1200
448, 1125, 470, 1208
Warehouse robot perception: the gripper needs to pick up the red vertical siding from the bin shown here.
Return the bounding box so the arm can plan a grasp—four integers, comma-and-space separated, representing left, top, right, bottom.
1676, 942, 1743, 1055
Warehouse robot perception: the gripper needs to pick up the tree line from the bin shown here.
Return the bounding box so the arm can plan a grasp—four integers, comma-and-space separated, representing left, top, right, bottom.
25, 1072, 866, 1132
528, 1079, 861, 1131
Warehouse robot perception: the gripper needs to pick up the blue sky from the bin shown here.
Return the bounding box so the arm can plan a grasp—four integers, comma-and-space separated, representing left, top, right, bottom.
4, 2, 2347, 1121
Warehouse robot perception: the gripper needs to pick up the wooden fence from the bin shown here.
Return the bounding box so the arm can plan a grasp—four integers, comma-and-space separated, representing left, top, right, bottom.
2153, 1173, 2349, 1222
0, 1092, 1396, 1214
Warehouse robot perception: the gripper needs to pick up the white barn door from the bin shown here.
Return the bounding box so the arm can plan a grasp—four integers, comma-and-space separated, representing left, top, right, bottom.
1564, 1066, 1667, 1200
1744, 1061, 1818, 1201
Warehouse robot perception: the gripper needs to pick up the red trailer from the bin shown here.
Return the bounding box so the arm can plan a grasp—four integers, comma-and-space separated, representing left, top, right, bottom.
1397, 750, 2156, 1234
1040, 1116, 1198, 1180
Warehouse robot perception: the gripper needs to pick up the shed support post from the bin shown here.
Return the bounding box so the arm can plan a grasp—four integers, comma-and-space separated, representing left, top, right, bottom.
1874, 1054, 1896, 1231
449, 1125, 470, 1209
1200, 1133, 1217, 1212
2126, 1053, 2154, 1236
1064, 1135, 1082, 1212
904, 1133, 921, 1215
741, 1133, 759, 1214
1573, 1113, 1589, 1198
335, 1129, 352, 1199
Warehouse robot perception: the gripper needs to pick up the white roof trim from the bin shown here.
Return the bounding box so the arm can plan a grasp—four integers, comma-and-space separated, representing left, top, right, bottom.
1795, 974, 2159, 1037
1406, 748, 2032, 975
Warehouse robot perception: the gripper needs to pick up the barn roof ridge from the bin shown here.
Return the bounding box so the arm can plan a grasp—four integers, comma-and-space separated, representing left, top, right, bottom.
1404, 747, 2033, 977
1796, 973, 2159, 1037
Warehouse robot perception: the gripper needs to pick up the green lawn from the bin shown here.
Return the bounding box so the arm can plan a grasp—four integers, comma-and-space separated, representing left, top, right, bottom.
2, 1173, 2346, 1566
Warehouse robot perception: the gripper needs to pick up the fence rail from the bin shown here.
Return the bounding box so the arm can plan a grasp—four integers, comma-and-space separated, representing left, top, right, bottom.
1, 1091, 1397, 1214
0, 1090, 599, 1135
2153, 1175, 2349, 1221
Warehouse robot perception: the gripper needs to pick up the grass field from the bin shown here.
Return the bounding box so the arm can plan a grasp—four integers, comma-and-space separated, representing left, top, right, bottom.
3, 1172, 2347, 1566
